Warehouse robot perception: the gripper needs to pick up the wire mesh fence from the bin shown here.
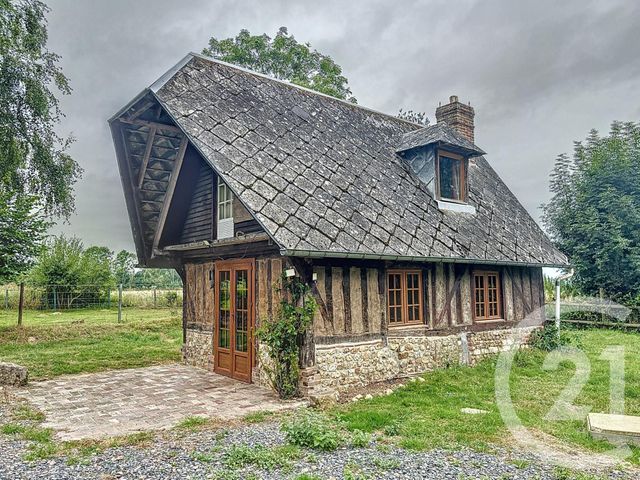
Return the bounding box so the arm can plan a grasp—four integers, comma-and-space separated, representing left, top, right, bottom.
0, 283, 183, 326
546, 300, 640, 329
1, 284, 182, 310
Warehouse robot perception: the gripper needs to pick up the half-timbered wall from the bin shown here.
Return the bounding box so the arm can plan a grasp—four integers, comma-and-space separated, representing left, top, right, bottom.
183, 255, 545, 396
311, 262, 544, 341
305, 261, 545, 398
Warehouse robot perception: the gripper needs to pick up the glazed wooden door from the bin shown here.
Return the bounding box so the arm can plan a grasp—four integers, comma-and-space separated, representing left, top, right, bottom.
214, 259, 254, 382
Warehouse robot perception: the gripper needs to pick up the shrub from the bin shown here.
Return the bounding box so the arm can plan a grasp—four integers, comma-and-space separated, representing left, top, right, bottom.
529, 322, 575, 351
281, 410, 343, 451
164, 290, 178, 307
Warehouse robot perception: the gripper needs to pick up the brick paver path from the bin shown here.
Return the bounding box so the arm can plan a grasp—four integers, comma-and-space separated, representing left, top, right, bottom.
17, 364, 302, 441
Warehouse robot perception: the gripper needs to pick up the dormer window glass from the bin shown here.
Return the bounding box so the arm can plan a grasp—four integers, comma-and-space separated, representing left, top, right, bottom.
437, 150, 466, 203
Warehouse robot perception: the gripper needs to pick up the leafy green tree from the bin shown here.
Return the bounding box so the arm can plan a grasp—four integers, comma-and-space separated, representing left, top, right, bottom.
0, 192, 49, 283
543, 122, 640, 304
29, 236, 114, 308
112, 250, 136, 287
82, 246, 114, 288
1, 0, 81, 217
131, 268, 182, 289
203, 27, 356, 103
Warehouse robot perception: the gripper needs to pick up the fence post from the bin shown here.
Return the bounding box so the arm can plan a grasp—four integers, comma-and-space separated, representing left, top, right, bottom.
107, 288, 111, 309
17, 282, 24, 327
555, 280, 561, 331
53, 286, 57, 311
118, 283, 123, 323
153, 286, 157, 308
4, 289, 7, 310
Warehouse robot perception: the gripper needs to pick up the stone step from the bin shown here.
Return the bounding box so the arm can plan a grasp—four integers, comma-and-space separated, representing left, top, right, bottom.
588, 413, 640, 445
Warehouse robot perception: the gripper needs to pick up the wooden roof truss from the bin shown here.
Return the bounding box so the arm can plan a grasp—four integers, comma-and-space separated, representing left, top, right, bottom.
117, 97, 188, 257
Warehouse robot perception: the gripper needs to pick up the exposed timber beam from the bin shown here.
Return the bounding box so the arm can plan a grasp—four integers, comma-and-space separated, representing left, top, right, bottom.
152, 136, 188, 252
119, 118, 182, 133
125, 99, 155, 122
159, 233, 271, 253
120, 127, 147, 260
137, 125, 157, 188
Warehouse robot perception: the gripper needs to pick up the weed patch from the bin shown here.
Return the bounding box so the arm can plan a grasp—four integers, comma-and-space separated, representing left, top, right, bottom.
243, 410, 274, 424
281, 410, 344, 451
223, 444, 301, 472
175, 416, 210, 431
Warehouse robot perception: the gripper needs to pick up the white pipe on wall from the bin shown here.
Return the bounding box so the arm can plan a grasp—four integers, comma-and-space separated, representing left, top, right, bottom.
555, 269, 575, 330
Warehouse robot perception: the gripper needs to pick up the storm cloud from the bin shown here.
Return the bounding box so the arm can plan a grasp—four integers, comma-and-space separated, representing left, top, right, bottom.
46, 0, 640, 251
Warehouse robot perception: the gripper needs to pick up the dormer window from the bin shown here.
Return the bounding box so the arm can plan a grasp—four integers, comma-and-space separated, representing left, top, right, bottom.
395, 121, 484, 214
436, 150, 466, 203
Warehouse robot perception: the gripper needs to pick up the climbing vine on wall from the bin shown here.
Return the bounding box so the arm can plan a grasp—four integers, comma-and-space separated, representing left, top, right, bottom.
257, 273, 317, 399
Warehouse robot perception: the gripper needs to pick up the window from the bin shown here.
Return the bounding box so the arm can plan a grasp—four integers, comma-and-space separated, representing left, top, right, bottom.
473, 271, 502, 320
217, 178, 233, 221
387, 270, 423, 325
437, 151, 466, 202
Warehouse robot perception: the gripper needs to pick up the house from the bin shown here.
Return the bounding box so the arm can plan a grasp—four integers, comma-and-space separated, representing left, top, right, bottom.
109, 53, 568, 397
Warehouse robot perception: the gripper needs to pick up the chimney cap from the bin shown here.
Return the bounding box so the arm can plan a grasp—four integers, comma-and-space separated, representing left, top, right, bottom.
449, 95, 458, 103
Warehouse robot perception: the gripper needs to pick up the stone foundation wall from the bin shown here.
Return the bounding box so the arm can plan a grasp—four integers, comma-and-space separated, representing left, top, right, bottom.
183, 328, 213, 370
252, 342, 273, 389
311, 326, 538, 397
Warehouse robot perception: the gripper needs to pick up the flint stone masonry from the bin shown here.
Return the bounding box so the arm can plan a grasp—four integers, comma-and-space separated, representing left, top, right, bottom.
311, 326, 538, 396
0, 363, 28, 386
183, 329, 213, 370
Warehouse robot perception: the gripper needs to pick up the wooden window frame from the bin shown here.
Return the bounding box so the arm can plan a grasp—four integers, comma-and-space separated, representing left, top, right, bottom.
387, 269, 424, 327
436, 150, 467, 204
217, 178, 233, 221
472, 270, 503, 322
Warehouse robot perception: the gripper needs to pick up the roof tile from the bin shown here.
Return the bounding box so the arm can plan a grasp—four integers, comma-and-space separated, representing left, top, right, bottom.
153, 55, 568, 266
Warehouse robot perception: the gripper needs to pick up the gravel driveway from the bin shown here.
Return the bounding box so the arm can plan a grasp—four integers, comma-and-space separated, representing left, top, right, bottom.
0, 404, 633, 480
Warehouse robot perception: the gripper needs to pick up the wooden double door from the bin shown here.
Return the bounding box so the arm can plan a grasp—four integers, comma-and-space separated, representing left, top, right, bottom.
213, 259, 255, 383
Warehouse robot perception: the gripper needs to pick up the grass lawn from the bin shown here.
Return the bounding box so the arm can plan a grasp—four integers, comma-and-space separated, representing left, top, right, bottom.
0, 308, 182, 379
336, 328, 640, 464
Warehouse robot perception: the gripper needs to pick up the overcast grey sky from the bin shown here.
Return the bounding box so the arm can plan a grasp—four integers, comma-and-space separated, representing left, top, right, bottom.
47, 0, 640, 252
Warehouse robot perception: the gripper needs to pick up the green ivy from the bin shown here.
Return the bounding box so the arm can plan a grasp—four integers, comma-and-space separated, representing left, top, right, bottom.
257, 273, 317, 399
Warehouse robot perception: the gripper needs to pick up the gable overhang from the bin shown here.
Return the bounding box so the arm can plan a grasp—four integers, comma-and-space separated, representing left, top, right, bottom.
109, 111, 148, 264
109, 79, 282, 266
145, 98, 283, 256
282, 248, 569, 269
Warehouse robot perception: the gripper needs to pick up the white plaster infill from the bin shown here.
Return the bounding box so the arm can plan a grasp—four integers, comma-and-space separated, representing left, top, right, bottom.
437, 199, 476, 214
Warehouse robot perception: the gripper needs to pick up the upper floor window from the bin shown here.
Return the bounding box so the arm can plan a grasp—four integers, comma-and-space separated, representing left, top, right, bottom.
217, 179, 233, 221
437, 150, 466, 203
387, 270, 423, 325
472, 271, 502, 321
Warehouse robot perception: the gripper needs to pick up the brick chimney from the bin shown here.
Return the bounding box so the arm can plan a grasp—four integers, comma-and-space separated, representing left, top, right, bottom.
435, 95, 475, 143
